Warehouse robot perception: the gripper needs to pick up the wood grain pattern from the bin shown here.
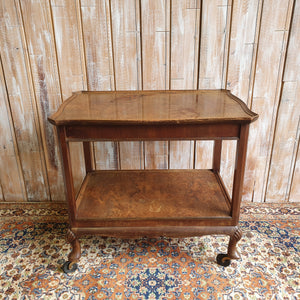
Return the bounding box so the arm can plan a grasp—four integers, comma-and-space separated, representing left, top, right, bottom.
0, 56, 25, 201
76, 170, 231, 220
266, 0, 300, 202
110, 0, 143, 170
0, 0, 48, 201
226, 0, 260, 103
51, 0, 87, 98
170, 0, 200, 90
49, 90, 258, 125
198, 0, 229, 89
110, 0, 141, 90
20, 0, 65, 201
51, 0, 87, 193
141, 0, 170, 169
81, 0, 117, 170
243, 0, 294, 202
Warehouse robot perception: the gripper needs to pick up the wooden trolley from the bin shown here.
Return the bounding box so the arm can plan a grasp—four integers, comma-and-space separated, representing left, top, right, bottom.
48, 90, 258, 273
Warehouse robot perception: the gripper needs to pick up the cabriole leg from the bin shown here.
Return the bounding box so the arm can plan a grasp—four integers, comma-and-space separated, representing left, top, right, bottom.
62, 229, 81, 274
227, 227, 242, 259
217, 227, 242, 267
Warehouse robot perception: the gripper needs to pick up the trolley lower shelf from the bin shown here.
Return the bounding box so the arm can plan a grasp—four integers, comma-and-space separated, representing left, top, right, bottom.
75, 169, 231, 224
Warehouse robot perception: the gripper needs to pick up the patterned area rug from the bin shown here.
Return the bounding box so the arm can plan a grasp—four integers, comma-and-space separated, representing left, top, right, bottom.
0, 203, 299, 299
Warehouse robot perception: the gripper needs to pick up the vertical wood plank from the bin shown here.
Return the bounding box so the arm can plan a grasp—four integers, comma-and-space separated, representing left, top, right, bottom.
141, 0, 170, 169
51, 0, 87, 194
0, 57, 26, 201
51, 0, 88, 97
81, 0, 118, 170
198, 0, 229, 89
243, 0, 294, 202
169, 0, 200, 169
226, 0, 260, 103
221, 0, 260, 197
194, 141, 214, 169
111, 0, 141, 91
196, 0, 230, 169
20, 0, 66, 201
170, 0, 200, 90
110, 0, 143, 169
0, 0, 48, 201
266, 0, 300, 202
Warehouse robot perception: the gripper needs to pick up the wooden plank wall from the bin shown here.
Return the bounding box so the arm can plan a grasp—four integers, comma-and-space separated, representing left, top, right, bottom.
0, 0, 299, 203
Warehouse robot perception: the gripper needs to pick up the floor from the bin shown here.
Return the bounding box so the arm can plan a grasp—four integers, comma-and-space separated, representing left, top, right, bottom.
0, 202, 299, 299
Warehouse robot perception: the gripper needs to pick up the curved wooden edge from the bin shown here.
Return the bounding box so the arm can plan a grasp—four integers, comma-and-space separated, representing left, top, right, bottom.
225, 90, 259, 123
47, 92, 80, 125
48, 89, 259, 126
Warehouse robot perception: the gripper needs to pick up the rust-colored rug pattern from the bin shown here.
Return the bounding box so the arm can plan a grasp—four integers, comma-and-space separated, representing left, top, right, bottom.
0, 203, 299, 299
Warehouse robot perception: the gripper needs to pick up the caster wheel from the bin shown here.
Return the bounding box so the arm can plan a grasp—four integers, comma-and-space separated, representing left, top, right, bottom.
216, 254, 231, 267
62, 261, 78, 274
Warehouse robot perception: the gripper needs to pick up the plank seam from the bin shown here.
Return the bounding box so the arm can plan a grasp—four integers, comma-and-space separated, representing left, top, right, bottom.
135, 0, 143, 169
168, 0, 172, 168
107, 0, 119, 170
286, 116, 300, 201
192, 0, 200, 89
47, 0, 64, 103
134, 0, 141, 90
76, 0, 89, 91
169, 0, 172, 90
247, 0, 264, 110
165, 0, 169, 90
222, 0, 233, 89
105, 0, 115, 91
194, 0, 203, 164
196, 0, 203, 89
139, 0, 144, 91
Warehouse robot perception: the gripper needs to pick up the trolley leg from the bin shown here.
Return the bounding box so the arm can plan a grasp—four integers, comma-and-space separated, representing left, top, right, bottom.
217, 227, 242, 267
62, 229, 81, 274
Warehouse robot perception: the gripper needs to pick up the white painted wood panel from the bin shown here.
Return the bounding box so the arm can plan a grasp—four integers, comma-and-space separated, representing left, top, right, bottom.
267, 0, 300, 202
51, 0, 87, 194
0, 0, 48, 201
243, 0, 294, 202
0, 0, 299, 203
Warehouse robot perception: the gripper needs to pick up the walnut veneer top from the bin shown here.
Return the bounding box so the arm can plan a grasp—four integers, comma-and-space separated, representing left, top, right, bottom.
48, 90, 258, 126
